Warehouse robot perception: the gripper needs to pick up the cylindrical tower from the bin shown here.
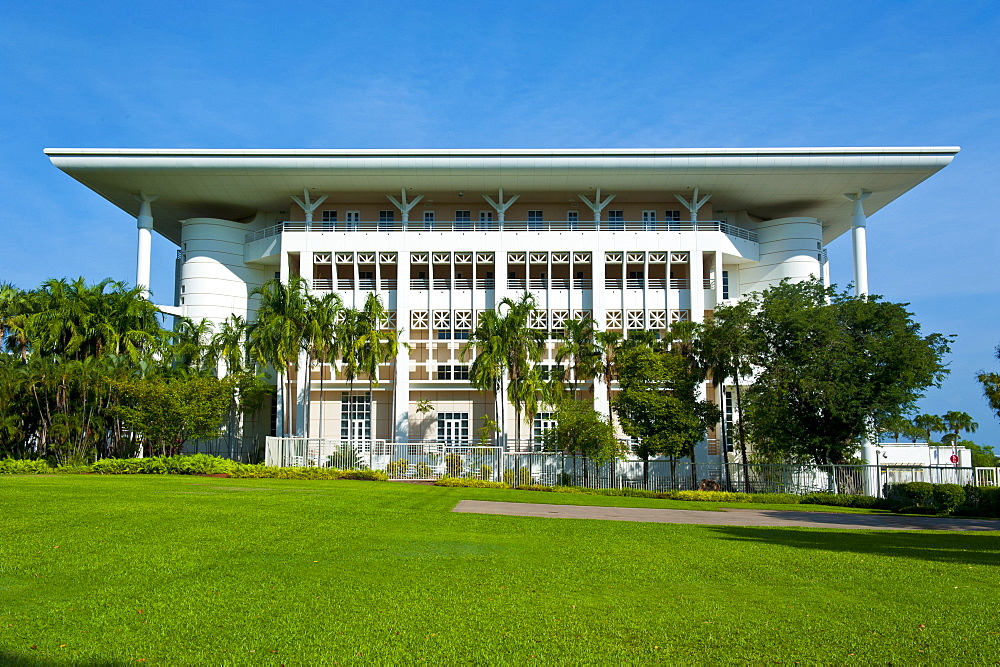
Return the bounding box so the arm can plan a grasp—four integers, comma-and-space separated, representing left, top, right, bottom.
736, 217, 823, 296
179, 218, 268, 325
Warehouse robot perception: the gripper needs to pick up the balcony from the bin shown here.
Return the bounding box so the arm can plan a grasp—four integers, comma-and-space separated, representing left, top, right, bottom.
245, 219, 758, 243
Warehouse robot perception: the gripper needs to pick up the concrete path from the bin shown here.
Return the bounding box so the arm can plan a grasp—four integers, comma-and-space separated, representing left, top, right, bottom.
452, 500, 1000, 532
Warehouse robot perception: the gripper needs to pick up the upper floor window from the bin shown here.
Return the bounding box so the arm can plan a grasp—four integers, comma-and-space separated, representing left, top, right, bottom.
528, 210, 543, 230
566, 210, 579, 230
423, 210, 435, 231
721, 270, 730, 300
665, 209, 682, 222
455, 210, 471, 231
321, 210, 337, 222
608, 210, 624, 230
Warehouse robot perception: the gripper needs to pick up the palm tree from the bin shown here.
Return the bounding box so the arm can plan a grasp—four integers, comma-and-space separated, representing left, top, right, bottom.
353, 293, 393, 444
500, 293, 546, 451
595, 330, 622, 416
698, 302, 754, 492
463, 309, 507, 447
303, 293, 343, 439
912, 414, 946, 443
555, 315, 603, 400
941, 411, 978, 449
247, 276, 312, 436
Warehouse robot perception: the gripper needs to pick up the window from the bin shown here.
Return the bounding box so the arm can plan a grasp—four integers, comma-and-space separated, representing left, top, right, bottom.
321, 210, 337, 221
437, 364, 470, 380
438, 412, 470, 444
423, 210, 435, 231
566, 210, 579, 230
479, 210, 494, 231
533, 412, 557, 444
345, 210, 360, 231
341, 393, 371, 442
528, 210, 543, 231
665, 209, 681, 224
627, 270, 644, 289
642, 210, 657, 231
721, 270, 730, 300
359, 271, 374, 290
607, 210, 624, 231
455, 210, 471, 231
723, 390, 735, 452
379, 210, 395, 231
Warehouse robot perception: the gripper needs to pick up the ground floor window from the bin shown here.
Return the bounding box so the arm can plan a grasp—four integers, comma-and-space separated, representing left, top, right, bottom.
438, 412, 470, 444
341, 393, 371, 442
533, 412, 557, 444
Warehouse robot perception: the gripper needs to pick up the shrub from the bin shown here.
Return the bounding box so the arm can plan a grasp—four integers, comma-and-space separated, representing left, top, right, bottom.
502, 467, 532, 486
962, 485, 1000, 517
886, 481, 934, 507
444, 453, 463, 477
414, 462, 434, 478
932, 484, 966, 515
91, 458, 145, 474
474, 464, 493, 480
434, 477, 509, 488
0, 458, 54, 475
227, 465, 387, 481
386, 459, 410, 478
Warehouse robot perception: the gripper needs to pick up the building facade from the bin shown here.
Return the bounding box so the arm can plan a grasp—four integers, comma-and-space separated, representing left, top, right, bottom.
47, 147, 958, 462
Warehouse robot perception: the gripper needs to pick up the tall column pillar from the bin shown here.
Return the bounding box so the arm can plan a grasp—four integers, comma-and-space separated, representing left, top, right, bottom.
394, 250, 412, 442
134, 192, 157, 298
689, 250, 705, 323
845, 190, 876, 490
845, 190, 872, 297
591, 252, 608, 418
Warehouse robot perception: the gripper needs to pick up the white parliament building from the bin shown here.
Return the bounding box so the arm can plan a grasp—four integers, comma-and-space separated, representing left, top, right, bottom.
46, 147, 958, 462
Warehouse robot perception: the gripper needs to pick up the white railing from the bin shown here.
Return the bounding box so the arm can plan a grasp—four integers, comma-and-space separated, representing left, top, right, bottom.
263, 437, 998, 496
245, 220, 759, 243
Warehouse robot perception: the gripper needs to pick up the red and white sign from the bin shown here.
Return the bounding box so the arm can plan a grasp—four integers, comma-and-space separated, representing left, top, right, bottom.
950, 454, 960, 464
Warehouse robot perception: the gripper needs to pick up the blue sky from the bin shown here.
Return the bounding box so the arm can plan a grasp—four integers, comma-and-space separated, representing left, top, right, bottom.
2, 0, 998, 444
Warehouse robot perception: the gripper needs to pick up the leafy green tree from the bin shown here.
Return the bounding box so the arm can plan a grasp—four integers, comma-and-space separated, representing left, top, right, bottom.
741, 279, 950, 465
542, 399, 625, 465
613, 332, 719, 487
114, 375, 235, 456
978, 344, 1000, 423
959, 439, 1000, 468
462, 309, 506, 446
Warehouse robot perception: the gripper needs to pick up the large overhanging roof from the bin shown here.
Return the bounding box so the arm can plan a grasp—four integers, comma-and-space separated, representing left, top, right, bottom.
45, 147, 959, 245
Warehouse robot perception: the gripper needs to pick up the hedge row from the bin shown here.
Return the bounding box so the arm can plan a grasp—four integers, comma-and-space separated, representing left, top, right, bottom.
885, 481, 1000, 516
0, 455, 386, 481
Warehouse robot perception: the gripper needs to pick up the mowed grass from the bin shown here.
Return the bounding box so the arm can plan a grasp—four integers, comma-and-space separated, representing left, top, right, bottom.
1, 478, 998, 665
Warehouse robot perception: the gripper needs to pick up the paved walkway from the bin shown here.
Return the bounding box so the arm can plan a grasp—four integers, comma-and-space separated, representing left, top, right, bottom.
452, 500, 1000, 532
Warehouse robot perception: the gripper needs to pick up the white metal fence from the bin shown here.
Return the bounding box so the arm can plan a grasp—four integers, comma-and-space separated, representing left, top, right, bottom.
263, 438, 1000, 496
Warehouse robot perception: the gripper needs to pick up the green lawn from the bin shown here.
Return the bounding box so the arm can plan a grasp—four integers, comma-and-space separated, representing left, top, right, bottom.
2, 477, 998, 664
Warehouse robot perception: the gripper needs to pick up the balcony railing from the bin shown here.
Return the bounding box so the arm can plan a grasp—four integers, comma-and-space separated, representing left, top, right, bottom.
312, 276, 713, 292
245, 219, 758, 243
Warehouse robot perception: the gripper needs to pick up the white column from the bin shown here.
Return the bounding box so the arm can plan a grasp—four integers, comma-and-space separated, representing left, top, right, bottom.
689, 250, 705, 323
591, 253, 608, 418
291, 189, 328, 224
134, 192, 157, 298
845, 190, 872, 297
579, 188, 615, 223
675, 187, 711, 225
712, 251, 723, 307
483, 187, 519, 224
387, 189, 423, 227
394, 250, 412, 442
